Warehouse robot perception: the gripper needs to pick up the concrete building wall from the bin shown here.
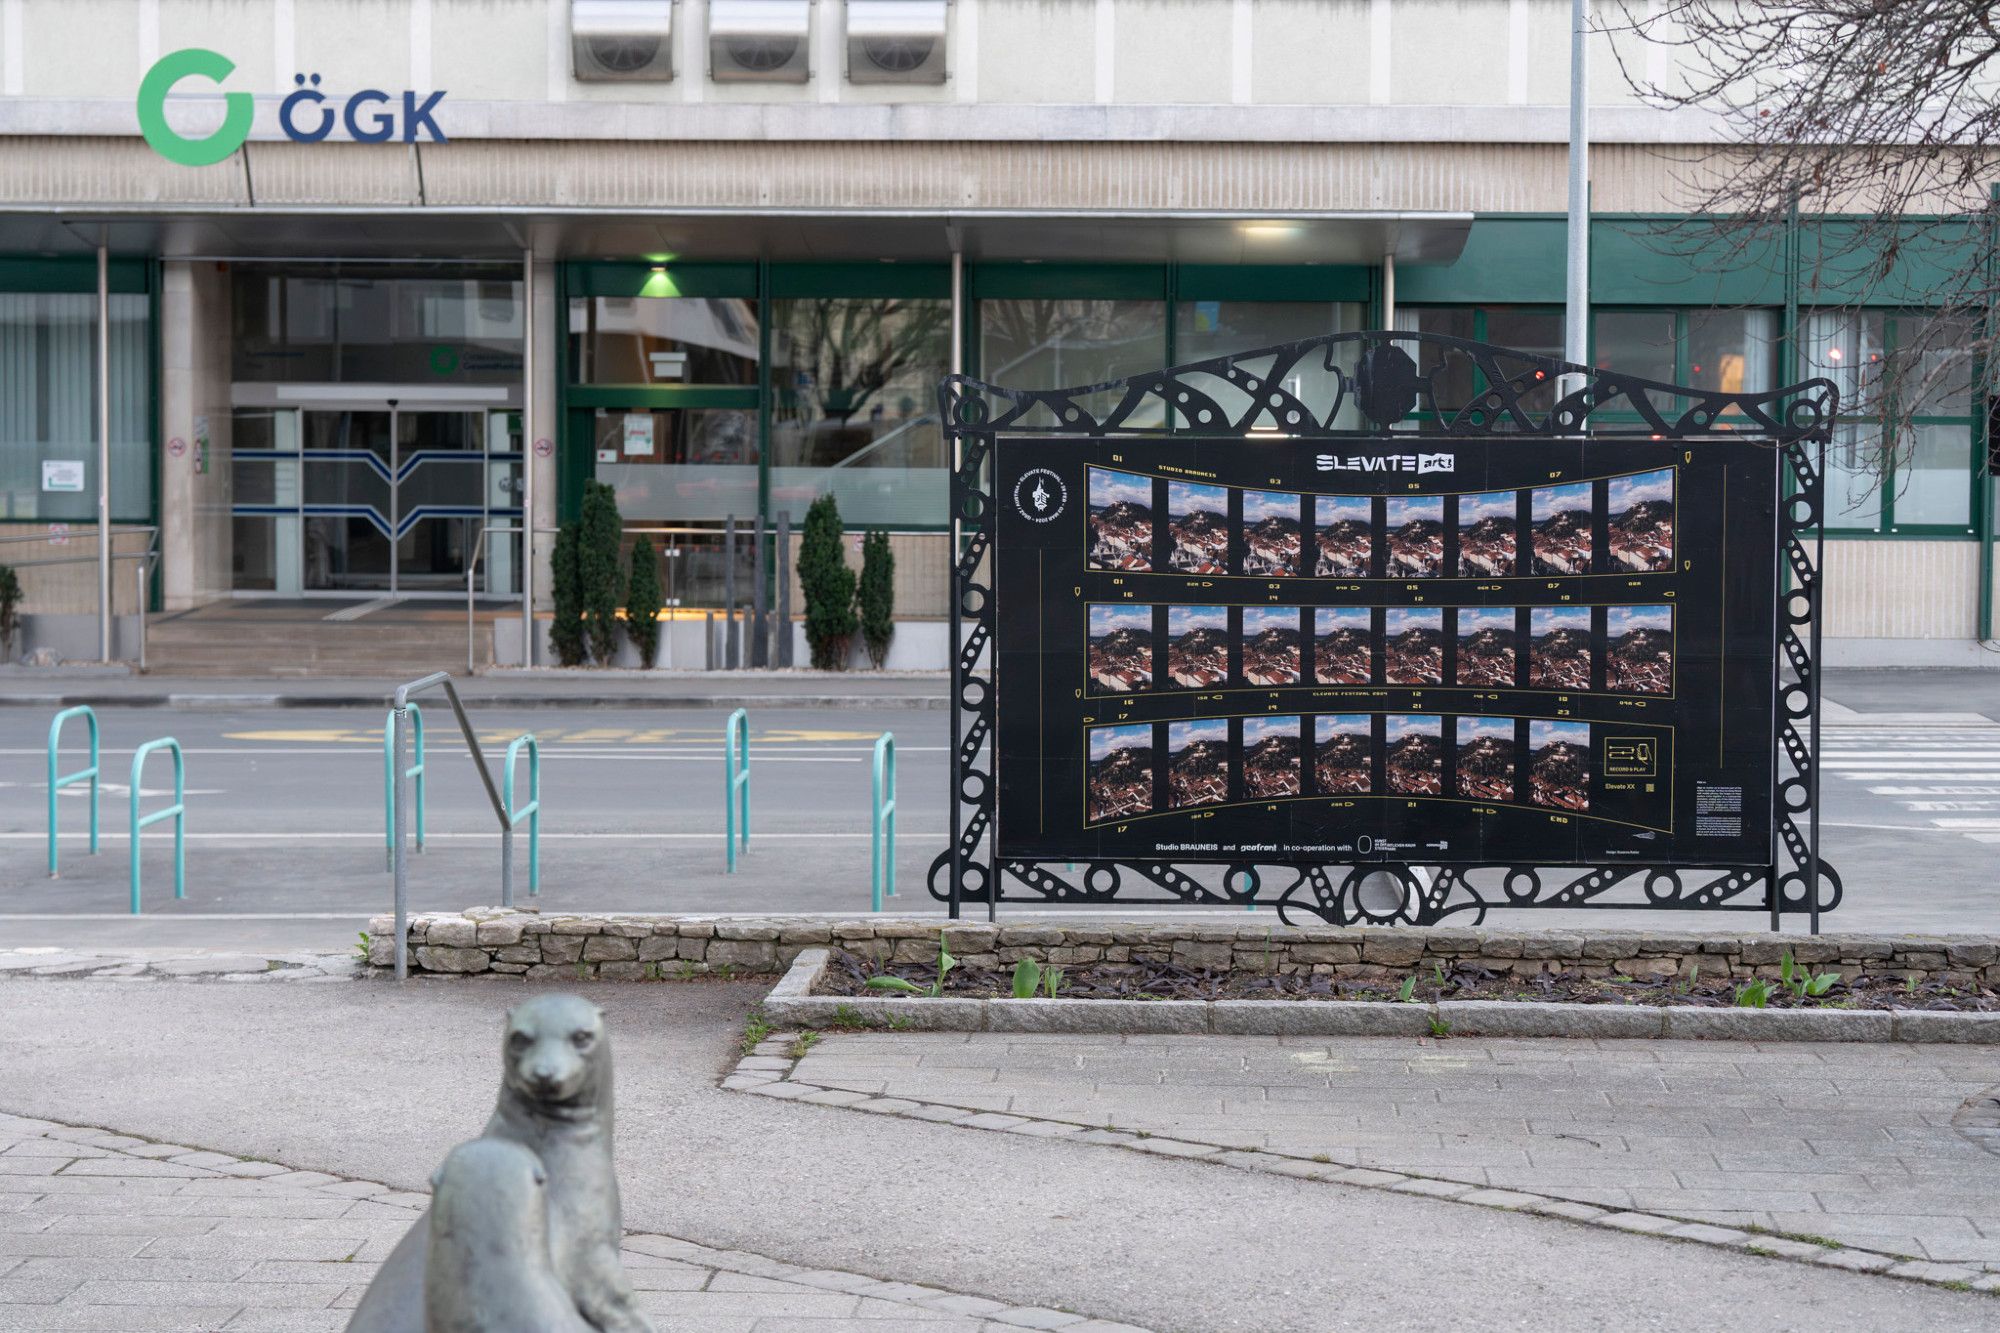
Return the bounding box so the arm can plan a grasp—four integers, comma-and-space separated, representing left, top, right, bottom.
158, 260, 233, 611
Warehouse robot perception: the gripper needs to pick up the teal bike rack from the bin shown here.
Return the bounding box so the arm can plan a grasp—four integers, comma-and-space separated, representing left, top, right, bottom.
871, 732, 897, 911
725, 708, 750, 872
502, 734, 541, 905
129, 737, 185, 914
383, 704, 426, 870
47, 705, 100, 877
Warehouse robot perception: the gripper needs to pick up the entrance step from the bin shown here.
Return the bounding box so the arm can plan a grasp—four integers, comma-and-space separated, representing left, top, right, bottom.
143, 601, 493, 677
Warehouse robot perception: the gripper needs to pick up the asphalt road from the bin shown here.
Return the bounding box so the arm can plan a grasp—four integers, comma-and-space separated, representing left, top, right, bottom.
4, 670, 2000, 949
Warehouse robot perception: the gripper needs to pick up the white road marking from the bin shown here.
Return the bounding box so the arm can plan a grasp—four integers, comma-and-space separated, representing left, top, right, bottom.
1827, 723, 2000, 846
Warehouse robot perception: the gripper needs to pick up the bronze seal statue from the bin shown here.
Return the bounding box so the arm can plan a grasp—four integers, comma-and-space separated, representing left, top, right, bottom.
347, 994, 655, 1333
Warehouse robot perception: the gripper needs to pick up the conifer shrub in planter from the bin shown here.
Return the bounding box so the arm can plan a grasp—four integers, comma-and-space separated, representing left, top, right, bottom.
857, 528, 895, 669
625, 536, 663, 669
0, 563, 20, 663
549, 522, 587, 667
799, 494, 858, 670
579, 480, 624, 665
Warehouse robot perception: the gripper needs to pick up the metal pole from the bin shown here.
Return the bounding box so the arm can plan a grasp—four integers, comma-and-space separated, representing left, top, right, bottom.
521, 248, 536, 668
724, 514, 739, 669
392, 705, 410, 980
136, 561, 146, 672
95, 242, 111, 662
950, 250, 964, 377
1380, 252, 1396, 330
1562, 0, 1591, 397
776, 510, 793, 667
752, 510, 768, 668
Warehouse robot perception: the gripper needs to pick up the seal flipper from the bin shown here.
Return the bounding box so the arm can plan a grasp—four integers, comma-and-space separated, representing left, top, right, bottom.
424, 1139, 596, 1333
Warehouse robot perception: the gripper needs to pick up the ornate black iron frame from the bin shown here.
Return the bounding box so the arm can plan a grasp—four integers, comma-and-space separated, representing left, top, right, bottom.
932, 332, 1841, 932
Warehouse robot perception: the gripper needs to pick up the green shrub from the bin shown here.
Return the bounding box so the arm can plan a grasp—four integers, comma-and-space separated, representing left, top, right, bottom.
856, 528, 895, 669
549, 522, 586, 667
578, 480, 624, 665
0, 562, 20, 662
798, 494, 858, 670
625, 536, 662, 669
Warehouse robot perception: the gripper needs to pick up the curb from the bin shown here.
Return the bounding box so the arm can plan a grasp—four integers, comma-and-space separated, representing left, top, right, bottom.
723, 1016, 2000, 1299
0, 691, 948, 711
763, 950, 2000, 1044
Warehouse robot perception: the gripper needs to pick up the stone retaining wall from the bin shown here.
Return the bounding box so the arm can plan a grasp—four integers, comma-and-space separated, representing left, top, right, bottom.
369, 909, 2000, 988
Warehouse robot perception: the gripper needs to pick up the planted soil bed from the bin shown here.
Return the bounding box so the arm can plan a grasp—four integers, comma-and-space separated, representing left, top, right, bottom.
818, 949, 2000, 1012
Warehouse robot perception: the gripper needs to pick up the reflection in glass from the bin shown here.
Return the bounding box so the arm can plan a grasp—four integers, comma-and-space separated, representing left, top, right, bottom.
568, 296, 759, 386
1686, 310, 1776, 399
1594, 311, 1676, 383
594, 408, 760, 522
1897, 423, 1973, 527
232, 268, 522, 384
980, 300, 1167, 425
1174, 301, 1366, 427
0, 292, 151, 521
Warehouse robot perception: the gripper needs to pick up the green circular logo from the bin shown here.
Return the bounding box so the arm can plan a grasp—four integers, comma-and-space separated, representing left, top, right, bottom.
429, 345, 460, 375
138, 49, 254, 167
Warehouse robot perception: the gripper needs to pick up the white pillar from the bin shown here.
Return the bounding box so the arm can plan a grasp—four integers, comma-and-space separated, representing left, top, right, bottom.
521, 247, 535, 668
1563, 0, 1591, 395
1380, 251, 1396, 330
96, 242, 111, 662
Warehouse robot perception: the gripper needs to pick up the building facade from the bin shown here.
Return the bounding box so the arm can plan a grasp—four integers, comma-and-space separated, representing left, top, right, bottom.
0, 0, 1992, 665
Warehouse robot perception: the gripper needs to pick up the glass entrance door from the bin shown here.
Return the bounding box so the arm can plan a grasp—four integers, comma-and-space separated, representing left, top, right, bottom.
273, 403, 517, 596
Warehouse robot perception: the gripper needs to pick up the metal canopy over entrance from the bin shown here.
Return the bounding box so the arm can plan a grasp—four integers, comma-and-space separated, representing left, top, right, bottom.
935, 332, 1842, 931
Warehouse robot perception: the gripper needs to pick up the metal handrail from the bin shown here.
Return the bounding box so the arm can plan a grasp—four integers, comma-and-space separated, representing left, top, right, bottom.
387, 671, 525, 978
871, 732, 897, 911
2, 527, 160, 666
466, 523, 560, 674
383, 705, 426, 869
129, 736, 185, 914
0, 525, 157, 549
47, 706, 100, 877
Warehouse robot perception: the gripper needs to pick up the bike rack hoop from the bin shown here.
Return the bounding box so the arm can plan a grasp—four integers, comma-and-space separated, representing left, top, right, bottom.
128, 736, 185, 915
872, 732, 897, 912
47, 705, 100, 878
502, 733, 541, 905
725, 708, 750, 873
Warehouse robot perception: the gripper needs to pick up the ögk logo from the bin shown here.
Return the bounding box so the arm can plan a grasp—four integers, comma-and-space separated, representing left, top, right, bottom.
138, 48, 448, 166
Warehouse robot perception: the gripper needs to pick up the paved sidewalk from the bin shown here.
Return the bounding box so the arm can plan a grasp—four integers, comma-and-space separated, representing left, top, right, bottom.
0, 1111, 1147, 1333
783, 1033, 2000, 1279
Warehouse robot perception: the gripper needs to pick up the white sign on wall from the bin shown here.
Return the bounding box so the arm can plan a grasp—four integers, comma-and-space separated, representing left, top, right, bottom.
41, 460, 85, 493
622, 413, 656, 456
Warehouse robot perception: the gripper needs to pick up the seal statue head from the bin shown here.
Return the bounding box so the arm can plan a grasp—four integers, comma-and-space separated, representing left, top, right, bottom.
502, 994, 608, 1115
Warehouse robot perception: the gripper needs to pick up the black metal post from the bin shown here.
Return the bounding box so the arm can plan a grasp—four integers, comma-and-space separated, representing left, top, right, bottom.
752, 511, 768, 668
724, 515, 739, 670
776, 510, 793, 668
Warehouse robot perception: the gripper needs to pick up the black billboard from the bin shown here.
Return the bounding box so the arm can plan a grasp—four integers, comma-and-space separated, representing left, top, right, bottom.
992, 434, 1780, 868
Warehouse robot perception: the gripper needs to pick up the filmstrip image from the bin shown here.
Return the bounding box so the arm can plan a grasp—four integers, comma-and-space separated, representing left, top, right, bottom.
1530, 482, 1595, 575
1242, 489, 1304, 576
1385, 497, 1446, 577
1087, 467, 1153, 572
1240, 606, 1303, 686
1607, 468, 1676, 572
1167, 480, 1230, 574
1529, 719, 1591, 812
1384, 607, 1444, 686
1313, 714, 1373, 794
1314, 495, 1374, 577
1455, 607, 1517, 687
1606, 604, 1674, 695
1086, 723, 1154, 823
1313, 607, 1373, 685
1455, 716, 1516, 801
1086, 604, 1154, 696
1384, 714, 1444, 795
1242, 714, 1303, 798
1456, 490, 1519, 577
1528, 606, 1593, 691
1166, 605, 1230, 688
1166, 719, 1231, 810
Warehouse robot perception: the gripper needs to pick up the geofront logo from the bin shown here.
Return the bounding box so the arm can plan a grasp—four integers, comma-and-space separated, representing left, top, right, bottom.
138, 48, 448, 166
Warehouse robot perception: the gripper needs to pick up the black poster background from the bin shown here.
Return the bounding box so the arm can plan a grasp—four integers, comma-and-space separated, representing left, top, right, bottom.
992, 434, 1779, 867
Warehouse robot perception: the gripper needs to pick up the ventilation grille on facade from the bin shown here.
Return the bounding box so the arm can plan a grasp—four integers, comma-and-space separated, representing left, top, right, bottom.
846, 0, 948, 84
571, 0, 675, 83
710, 0, 812, 83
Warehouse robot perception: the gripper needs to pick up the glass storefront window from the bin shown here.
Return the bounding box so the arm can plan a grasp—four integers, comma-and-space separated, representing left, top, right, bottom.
1594, 311, 1676, 383
1897, 423, 1973, 527
592, 407, 760, 522
1826, 424, 1886, 530
1174, 300, 1367, 428
980, 299, 1167, 391
1686, 310, 1775, 398
1394, 307, 1560, 417
769, 297, 949, 529
568, 296, 759, 386
232, 268, 522, 384
0, 292, 151, 521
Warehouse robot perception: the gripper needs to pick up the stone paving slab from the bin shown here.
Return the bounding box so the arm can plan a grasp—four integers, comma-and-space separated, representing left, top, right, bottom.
732, 1032, 2000, 1294
0, 1112, 1151, 1333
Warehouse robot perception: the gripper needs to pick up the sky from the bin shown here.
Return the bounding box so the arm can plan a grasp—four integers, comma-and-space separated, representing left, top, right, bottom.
1457, 716, 1514, 745
1532, 482, 1593, 519
1608, 468, 1675, 512
1168, 719, 1228, 751
1168, 480, 1227, 517
1457, 608, 1514, 636
1386, 607, 1443, 635
1386, 497, 1444, 525
1316, 495, 1371, 526
1242, 489, 1301, 524
1316, 714, 1372, 742
1458, 490, 1516, 524
1316, 607, 1371, 634
1531, 606, 1591, 634
1089, 604, 1151, 638
1530, 719, 1590, 751
1243, 715, 1300, 747
1168, 605, 1227, 635
1607, 604, 1672, 636
1088, 467, 1152, 510
1243, 606, 1299, 635
1386, 714, 1442, 743
1089, 723, 1152, 761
